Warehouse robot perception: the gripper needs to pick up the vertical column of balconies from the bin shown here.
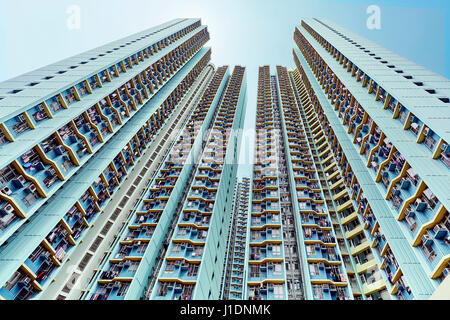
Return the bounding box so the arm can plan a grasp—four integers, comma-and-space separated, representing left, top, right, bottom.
247, 66, 286, 300
151, 66, 246, 300
289, 67, 385, 300
223, 178, 251, 300
276, 65, 352, 300
271, 71, 306, 300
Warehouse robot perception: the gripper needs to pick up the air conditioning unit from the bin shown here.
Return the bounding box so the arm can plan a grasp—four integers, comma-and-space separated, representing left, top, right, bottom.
17, 114, 26, 122
406, 210, 415, 218
422, 234, 433, 247
1, 186, 11, 195
414, 198, 422, 207
416, 201, 427, 212
443, 268, 450, 277
423, 127, 430, 136
17, 175, 26, 184
4, 204, 14, 214
433, 224, 448, 240
29, 184, 36, 192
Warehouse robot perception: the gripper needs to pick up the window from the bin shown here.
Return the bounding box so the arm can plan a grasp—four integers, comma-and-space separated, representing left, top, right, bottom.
272, 228, 280, 238
172, 243, 182, 254
177, 227, 188, 236
272, 244, 281, 255
273, 284, 284, 299
137, 244, 147, 254
313, 284, 324, 299
273, 263, 282, 275
128, 261, 139, 273
117, 282, 130, 296
157, 282, 170, 296
165, 262, 175, 274
193, 246, 203, 257
306, 244, 315, 255
309, 263, 320, 276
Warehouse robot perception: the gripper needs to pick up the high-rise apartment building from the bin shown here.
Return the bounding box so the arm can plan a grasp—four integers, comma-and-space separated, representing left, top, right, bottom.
290, 18, 450, 300
0, 18, 225, 300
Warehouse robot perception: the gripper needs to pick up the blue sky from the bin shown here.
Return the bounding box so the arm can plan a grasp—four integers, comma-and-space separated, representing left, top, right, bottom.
0, 0, 448, 176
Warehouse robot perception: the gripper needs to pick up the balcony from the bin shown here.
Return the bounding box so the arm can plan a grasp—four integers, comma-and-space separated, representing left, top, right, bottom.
91, 281, 130, 300
100, 261, 137, 281
193, 178, 219, 190
92, 178, 108, 207
141, 199, 167, 212
74, 115, 101, 148
63, 205, 87, 240
24, 245, 57, 285
111, 99, 128, 121
248, 283, 284, 300
154, 282, 194, 300
45, 223, 72, 263
0, 165, 41, 209
99, 70, 109, 85
0, 201, 20, 233
129, 88, 142, 107
5, 114, 31, 138
249, 262, 285, 282
409, 115, 421, 136
76, 81, 90, 97
29, 104, 49, 125
168, 242, 204, 260
181, 211, 210, 227
108, 66, 118, 79
0, 127, 9, 146
79, 190, 98, 222
249, 244, 282, 261
88, 76, 100, 91
162, 260, 199, 280
174, 226, 208, 242
134, 210, 162, 225
123, 227, 154, 243
19, 148, 60, 190
46, 95, 64, 114
62, 88, 77, 105
112, 241, 148, 260
58, 124, 89, 161
40, 135, 75, 175
0, 270, 38, 300
99, 101, 119, 129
